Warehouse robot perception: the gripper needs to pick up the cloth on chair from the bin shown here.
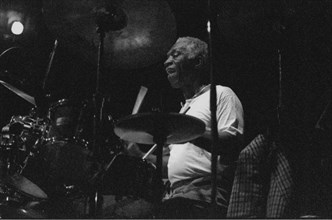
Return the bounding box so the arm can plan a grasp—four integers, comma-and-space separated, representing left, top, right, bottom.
227, 134, 295, 218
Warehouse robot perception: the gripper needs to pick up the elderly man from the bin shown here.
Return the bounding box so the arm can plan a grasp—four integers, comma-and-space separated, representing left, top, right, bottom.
125, 36, 244, 218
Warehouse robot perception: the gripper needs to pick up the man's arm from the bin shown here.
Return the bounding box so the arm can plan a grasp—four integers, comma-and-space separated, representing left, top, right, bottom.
190, 130, 242, 155
124, 142, 170, 177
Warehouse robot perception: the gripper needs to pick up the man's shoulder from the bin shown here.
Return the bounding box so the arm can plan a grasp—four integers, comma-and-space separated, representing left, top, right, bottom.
216, 85, 237, 97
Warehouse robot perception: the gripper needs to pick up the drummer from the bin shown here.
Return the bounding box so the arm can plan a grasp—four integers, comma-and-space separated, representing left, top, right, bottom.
125, 36, 244, 218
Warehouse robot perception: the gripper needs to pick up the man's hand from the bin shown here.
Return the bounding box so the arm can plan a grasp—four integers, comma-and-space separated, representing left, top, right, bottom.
123, 141, 144, 158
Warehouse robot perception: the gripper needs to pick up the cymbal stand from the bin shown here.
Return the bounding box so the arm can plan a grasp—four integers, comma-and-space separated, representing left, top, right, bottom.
88, 25, 106, 218
151, 114, 168, 210
42, 39, 58, 91
32, 39, 59, 119
88, 5, 127, 216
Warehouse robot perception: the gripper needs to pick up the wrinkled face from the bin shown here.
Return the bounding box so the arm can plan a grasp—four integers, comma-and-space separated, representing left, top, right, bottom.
164, 41, 194, 88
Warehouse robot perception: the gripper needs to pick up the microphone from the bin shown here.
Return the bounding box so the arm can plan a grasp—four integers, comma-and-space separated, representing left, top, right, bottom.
94, 4, 127, 32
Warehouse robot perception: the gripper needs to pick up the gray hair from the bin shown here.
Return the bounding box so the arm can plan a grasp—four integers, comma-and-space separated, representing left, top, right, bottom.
171, 37, 208, 67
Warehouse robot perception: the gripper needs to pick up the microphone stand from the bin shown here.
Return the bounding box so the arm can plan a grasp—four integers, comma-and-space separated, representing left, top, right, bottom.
207, 0, 219, 217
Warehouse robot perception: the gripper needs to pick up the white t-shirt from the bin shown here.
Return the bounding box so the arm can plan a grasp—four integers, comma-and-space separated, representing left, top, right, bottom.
167, 85, 244, 186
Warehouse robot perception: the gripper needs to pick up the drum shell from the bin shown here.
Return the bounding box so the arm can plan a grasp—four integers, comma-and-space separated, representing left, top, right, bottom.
47, 99, 83, 140
24, 139, 92, 189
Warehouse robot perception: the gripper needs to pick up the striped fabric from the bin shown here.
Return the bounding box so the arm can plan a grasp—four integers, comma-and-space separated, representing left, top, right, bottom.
227, 134, 295, 218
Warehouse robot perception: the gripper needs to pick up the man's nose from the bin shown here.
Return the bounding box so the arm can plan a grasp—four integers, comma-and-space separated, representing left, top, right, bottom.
164, 56, 172, 67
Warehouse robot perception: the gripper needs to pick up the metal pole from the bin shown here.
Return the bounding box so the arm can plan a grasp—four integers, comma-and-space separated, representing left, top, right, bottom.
207, 0, 219, 214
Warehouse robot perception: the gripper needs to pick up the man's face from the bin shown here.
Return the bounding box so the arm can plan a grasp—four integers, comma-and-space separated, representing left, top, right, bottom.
164, 41, 194, 88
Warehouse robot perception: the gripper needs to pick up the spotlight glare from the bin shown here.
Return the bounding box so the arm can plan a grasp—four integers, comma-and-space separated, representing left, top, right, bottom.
11, 21, 24, 35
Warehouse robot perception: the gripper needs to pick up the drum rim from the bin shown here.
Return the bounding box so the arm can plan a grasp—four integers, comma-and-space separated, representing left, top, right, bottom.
48, 99, 70, 111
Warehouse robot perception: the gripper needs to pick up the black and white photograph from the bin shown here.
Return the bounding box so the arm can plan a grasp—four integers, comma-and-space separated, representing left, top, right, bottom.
0, 0, 331, 218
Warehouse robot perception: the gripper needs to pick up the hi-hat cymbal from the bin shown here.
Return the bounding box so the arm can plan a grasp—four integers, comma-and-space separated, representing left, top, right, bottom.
2, 173, 48, 199
114, 112, 206, 145
42, 0, 177, 70
0, 80, 36, 106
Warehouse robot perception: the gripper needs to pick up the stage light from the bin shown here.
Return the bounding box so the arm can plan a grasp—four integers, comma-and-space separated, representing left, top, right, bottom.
11, 21, 24, 35
0, 9, 28, 39
10, 20, 24, 35
7, 10, 25, 35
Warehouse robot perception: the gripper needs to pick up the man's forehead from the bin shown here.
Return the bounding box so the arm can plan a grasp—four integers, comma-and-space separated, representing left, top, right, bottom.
167, 42, 189, 55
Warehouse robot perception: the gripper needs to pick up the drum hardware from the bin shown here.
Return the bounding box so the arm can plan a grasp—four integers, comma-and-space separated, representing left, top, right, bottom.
1, 134, 27, 177
0, 113, 49, 219
1, 115, 49, 176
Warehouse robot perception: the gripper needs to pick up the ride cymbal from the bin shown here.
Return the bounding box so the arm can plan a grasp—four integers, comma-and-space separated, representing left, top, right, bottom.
42, 0, 177, 70
114, 112, 205, 145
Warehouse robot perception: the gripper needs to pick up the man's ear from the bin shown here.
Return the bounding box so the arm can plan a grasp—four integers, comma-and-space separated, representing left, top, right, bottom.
194, 56, 203, 69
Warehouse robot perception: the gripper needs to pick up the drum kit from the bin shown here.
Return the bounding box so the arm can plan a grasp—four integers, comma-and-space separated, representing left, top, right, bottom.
0, 0, 207, 218
0, 82, 206, 218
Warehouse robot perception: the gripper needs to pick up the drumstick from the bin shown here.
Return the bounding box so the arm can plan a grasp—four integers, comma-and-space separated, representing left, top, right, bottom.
130, 86, 158, 160
132, 86, 148, 114
127, 86, 150, 158
142, 144, 157, 160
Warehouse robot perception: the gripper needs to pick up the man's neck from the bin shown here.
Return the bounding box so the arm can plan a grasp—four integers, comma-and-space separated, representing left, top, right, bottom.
182, 82, 206, 99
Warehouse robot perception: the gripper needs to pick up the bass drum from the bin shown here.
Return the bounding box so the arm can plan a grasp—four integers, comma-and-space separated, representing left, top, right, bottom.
22, 138, 93, 196
43, 139, 93, 186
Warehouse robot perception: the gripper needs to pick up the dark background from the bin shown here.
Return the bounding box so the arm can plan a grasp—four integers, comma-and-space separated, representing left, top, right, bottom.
0, 0, 332, 216
0, 0, 331, 141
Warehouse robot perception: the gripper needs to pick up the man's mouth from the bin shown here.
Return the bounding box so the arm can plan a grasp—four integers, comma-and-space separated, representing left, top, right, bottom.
166, 67, 176, 75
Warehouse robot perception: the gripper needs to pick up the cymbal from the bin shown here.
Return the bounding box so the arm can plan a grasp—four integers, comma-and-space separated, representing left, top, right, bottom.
0, 80, 36, 106
114, 112, 205, 145
42, 0, 177, 70
2, 173, 48, 199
